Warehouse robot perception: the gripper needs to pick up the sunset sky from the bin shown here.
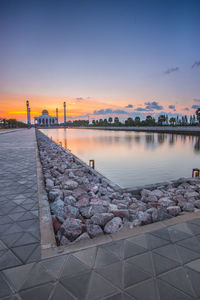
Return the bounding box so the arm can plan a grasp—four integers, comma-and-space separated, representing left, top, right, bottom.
0, 0, 200, 122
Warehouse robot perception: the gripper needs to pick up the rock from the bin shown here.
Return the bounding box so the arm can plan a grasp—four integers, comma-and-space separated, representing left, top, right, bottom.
60, 235, 70, 245
73, 187, 88, 199
52, 216, 62, 233
63, 180, 78, 190
129, 203, 139, 210
90, 185, 99, 194
194, 200, 200, 209
91, 204, 107, 215
167, 206, 181, 216
104, 217, 122, 234
65, 205, 79, 218
145, 195, 158, 203
49, 190, 60, 201
74, 232, 90, 242
50, 198, 64, 214
90, 199, 109, 206
158, 197, 175, 207
64, 195, 76, 205
151, 189, 164, 198
137, 211, 152, 225
184, 191, 199, 199
112, 209, 129, 219
75, 196, 89, 208
80, 206, 93, 218
60, 218, 82, 240
46, 178, 54, 188
141, 189, 152, 197
91, 213, 114, 226
87, 224, 103, 238
182, 202, 195, 212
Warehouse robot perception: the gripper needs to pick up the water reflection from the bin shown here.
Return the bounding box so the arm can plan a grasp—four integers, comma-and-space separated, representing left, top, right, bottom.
41, 129, 200, 188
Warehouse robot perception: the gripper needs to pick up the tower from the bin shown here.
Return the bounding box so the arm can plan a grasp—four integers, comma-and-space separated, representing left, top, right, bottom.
64, 102, 66, 125
26, 100, 31, 126
56, 108, 58, 124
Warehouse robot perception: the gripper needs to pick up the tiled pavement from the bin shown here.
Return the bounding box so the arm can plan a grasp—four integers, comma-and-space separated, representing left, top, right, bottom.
1, 130, 200, 299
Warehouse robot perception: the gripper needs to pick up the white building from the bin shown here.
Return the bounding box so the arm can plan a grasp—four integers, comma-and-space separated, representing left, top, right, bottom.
34, 110, 58, 126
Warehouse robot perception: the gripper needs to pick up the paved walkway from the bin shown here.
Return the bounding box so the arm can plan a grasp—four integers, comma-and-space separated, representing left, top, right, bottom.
0, 129, 200, 300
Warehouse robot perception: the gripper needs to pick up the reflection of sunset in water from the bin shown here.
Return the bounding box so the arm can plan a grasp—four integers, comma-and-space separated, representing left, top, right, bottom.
41, 129, 200, 188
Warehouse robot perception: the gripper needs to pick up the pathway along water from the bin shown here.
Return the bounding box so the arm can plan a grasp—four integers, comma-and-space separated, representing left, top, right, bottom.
41, 128, 200, 188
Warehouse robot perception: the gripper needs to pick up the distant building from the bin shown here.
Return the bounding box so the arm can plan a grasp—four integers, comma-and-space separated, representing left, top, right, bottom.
34, 110, 58, 126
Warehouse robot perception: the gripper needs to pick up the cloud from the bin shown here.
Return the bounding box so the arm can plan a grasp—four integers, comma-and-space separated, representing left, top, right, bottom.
168, 105, 176, 111
144, 101, 163, 110
192, 105, 200, 109
164, 67, 179, 74
76, 97, 84, 101
193, 99, 200, 103
134, 107, 149, 112
125, 104, 133, 108
191, 61, 200, 68
93, 108, 128, 115
183, 107, 189, 111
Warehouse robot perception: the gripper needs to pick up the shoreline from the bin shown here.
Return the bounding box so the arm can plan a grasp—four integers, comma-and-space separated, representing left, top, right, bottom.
36, 129, 200, 247
37, 125, 200, 136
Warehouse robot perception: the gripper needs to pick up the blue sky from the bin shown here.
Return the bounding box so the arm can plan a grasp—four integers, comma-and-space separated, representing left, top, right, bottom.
0, 0, 200, 120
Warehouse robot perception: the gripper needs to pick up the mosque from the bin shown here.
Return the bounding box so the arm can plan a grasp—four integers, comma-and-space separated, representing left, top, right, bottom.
26, 100, 67, 127
34, 109, 58, 126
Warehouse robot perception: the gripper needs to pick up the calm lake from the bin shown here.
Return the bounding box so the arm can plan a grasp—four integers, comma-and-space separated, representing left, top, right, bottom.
41, 128, 200, 188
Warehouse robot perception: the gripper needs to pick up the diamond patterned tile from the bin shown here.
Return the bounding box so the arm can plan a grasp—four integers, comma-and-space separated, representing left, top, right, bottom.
175, 244, 200, 264
96, 261, 123, 288
176, 237, 200, 253
94, 247, 120, 268
60, 270, 92, 299
152, 252, 180, 275
100, 240, 124, 260
157, 279, 193, 300
124, 261, 151, 289
126, 252, 154, 276
11, 244, 39, 264
0, 272, 12, 298
159, 267, 195, 297
60, 255, 90, 278
86, 271, 117, 300
0, 250, 22, 270
19, 283, 54, 300
73, 247, 97, 268
153, 244, 181, 264
150, 227, 171, 242
146, 233, 170, 250
125, 279, 158, 300
41, 255, 67, 279
124, 240, 147, 259
50, 283, 75, 300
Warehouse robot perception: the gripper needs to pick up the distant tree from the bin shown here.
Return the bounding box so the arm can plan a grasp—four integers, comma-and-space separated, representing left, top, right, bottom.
196, 108, 200, 124
125, 117, 134, 126
108, 117, 113, 125
158, 115, 166, 126
169, 117, 176, 126
99, 119, 104, 126
103, 119, 108, 126
114, 117, 120, 125
92, 120, 96, 126
135, 116, 140, 126
145, 115, 155, 126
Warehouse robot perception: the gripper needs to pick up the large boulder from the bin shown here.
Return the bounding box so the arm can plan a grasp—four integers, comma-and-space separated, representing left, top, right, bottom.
151, 189, 164, 198
64, 195, 76, 205
87, 224, 103, 238
137, 211, 152, 225
63, 180, 79, 190
65, 205, 79, 218
104, 217, 122, 234
91, 213, 114, 226
60, 218, 82, 240
112, 209, 129, 219
167, 206, 181, 216
194, 200, 200, 209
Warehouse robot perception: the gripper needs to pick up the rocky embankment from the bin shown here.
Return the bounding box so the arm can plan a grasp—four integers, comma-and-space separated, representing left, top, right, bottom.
36, 130, 200, 245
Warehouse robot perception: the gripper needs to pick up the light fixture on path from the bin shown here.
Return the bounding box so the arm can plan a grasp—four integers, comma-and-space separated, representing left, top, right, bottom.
192, 168, 200, 177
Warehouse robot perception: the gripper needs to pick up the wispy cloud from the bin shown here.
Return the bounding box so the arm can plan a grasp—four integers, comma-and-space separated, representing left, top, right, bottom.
144, 101, 163, 111
93, 108, 128, 115
168, 105, 176, 111
191, 61, 200, 69
76, 97, 84, 101
192, 105, 200, 109
193, 98, 200, 103
164, 67, 179, 74
125, 104, 133, 108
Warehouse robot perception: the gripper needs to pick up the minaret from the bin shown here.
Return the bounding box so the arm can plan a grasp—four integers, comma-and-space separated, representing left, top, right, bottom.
26, 100, 31, 126
64, 102, 66, 125
56, 108, 58, 124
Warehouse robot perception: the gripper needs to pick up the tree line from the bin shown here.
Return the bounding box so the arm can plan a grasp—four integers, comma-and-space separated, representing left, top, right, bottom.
0, 118, 28, 128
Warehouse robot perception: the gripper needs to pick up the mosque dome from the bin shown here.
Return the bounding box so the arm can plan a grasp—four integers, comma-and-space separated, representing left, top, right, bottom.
42, 109, 49, 115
